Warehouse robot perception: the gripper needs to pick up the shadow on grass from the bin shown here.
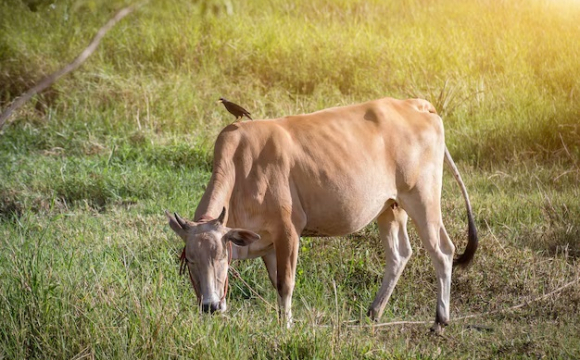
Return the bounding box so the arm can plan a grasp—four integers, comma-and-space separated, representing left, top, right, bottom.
518, 224, 580, 260
517, 200, 580, 260
0, 189, 24, 222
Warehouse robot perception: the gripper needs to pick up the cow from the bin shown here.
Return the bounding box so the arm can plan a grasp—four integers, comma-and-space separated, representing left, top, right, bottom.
165, 97, 478, 333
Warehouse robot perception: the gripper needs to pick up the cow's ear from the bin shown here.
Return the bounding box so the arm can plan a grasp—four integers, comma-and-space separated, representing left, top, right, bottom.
224, 229, 260, 247
165, 210, 188, 238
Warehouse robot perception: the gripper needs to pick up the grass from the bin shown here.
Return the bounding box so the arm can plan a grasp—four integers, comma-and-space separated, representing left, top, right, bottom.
1, 0, 579, 358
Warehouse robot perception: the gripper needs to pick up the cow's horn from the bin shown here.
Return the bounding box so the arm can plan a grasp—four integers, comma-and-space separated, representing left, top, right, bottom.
174, 213, 187, 228
218, 207, 226, 225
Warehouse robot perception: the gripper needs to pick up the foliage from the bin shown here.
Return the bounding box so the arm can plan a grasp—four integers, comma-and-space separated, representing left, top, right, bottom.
1, 0, 579, 358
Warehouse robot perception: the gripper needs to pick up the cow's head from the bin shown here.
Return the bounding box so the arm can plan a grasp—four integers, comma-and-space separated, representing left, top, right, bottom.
165, 208, 260, 313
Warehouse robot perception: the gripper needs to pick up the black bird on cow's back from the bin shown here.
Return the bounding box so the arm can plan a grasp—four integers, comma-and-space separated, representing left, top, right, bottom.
217, 97, 253, 121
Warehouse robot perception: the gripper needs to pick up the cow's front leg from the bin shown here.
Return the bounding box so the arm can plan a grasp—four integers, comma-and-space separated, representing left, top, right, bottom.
274, 227, 300, 328
261, 250, 277, 289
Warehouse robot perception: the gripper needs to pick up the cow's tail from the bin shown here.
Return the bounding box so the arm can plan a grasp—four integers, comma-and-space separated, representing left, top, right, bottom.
444, 146, 478, 268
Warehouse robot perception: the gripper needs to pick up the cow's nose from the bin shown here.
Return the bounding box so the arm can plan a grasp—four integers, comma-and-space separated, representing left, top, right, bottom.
201, 303, 220, 314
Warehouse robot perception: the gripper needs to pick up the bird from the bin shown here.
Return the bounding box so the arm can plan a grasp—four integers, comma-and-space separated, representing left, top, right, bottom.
216, 97, 253, 121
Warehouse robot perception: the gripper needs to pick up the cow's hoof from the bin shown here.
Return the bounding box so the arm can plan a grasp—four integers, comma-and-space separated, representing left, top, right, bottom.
430, 322, 447, 336
366, 308, 380, 322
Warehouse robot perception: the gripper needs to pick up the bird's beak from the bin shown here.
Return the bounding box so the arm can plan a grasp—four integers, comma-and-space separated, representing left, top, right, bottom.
216, 100, 223, 104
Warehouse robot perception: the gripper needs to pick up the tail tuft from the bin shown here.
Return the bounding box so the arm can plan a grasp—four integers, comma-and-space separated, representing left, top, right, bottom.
453, 210, 478, 268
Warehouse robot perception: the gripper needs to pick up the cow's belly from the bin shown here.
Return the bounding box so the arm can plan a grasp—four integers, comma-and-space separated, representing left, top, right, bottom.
296, 176, 395, 237
300, 200, 389, 237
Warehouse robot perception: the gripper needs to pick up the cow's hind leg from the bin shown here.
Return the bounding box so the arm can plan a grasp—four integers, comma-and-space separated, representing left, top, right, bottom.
400, 192, 455, 334
368, 204, 412, 321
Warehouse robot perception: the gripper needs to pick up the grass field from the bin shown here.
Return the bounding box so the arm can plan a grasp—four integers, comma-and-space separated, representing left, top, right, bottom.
1, 0, 579, 358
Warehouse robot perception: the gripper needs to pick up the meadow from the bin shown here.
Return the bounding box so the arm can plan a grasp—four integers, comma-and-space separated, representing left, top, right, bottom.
1, 0, 579, 358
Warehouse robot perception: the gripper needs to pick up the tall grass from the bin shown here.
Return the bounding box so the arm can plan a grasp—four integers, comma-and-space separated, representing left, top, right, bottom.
2, 0, 579, 162
1, 0, 579, 358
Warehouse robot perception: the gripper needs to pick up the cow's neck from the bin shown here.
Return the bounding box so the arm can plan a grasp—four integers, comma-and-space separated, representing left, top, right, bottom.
229, 243, 248, 260
194, 167, 233, 222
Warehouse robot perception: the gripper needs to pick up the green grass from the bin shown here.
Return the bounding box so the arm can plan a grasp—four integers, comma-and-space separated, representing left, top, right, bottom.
1, 0, 579, 358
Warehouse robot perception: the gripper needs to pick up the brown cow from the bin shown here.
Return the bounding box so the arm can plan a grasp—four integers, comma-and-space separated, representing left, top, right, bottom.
166, 97, 477, 333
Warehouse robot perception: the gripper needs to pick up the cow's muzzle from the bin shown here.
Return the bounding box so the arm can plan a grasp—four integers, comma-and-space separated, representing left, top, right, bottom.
201, 300, 226, 314
201, 303, 219, 313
